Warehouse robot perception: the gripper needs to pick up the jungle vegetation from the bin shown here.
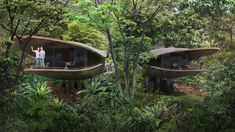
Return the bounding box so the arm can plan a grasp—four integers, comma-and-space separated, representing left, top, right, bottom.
0, 0, 234, 131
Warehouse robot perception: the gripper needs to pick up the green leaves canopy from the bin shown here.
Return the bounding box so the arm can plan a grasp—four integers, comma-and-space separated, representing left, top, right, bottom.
0, 0, 67, 39
63, 22, 107, 50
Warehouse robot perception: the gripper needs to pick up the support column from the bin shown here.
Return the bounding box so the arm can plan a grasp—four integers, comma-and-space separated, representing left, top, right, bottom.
145, 76, 149, 89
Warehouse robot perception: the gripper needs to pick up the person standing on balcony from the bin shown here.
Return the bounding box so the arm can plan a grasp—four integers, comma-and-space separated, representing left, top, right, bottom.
31, 46, 40, 67
39, 47, 46, 67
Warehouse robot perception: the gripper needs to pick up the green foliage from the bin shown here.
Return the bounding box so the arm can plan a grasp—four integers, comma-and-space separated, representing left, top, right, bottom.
2, 77, 76, 131
0, 0, 69, 88
1, 0, 234, 131
77, 80, 110, 98
199, 62, 234, 96
9, 82, 53, 131
0, 41, 20, 91
2, 72, 234, 131
63, 22, 107, 50
77, 92, 131, 131
70, 0, 169, 96
0, 0, 67, 36
198, 62, 235, 129
119, 101, 167, 131
177, 60, 235, 131
78, 74, 117, 97
190, 0, 235, 48
51, 97, 64, 111
152, 1, 208, 48
119, 93, 202, 131
1, 74, 131, 131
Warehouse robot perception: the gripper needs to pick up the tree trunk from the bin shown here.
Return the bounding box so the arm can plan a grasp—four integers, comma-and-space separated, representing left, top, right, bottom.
230, 27, 233, 47
1, 40, 13, 88
131, 52, 140, 98
13, 49, 25, 86
131, 65, 137, 98
124, 41, 132, 96
4, 40, 12, 58
124, 57, 130, 95
13, 37, 30, 87
105, 29, 122, 93
130, 31, 145, 98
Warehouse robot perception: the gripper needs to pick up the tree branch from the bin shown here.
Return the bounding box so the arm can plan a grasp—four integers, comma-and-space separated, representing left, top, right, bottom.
0, 23, 10, 32
11, 19, 21, 40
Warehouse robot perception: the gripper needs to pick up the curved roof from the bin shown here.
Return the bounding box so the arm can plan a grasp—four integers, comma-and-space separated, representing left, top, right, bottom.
151, 47, 220, 59
14, 36, 107, 57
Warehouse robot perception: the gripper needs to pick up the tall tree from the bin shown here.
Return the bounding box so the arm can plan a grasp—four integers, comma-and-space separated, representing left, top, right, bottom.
190, 0, 235, 48
0, 0, 68, 89
156, 2, 208, 48
68, 0, 173, 97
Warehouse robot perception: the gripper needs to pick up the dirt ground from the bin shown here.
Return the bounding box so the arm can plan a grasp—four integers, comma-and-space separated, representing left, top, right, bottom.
47, 81, 81, 104
174, 84, 206, 96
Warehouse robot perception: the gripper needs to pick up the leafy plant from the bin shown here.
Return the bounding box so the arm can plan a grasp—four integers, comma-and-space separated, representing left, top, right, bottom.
119, 100, 177, 131
28, 82, 52, 99
77, 74, 116, 98
178, 61, 235, 131
51, 97, 64, 111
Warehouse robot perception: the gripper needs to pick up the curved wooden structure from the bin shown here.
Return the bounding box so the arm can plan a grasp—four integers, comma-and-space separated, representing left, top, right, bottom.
14, 36, 107, 80
147, 66, 206, 78
147, 48, 220, 79
14, 36, 107, 57
151, 48, 220, 60
25, 64, 105, 80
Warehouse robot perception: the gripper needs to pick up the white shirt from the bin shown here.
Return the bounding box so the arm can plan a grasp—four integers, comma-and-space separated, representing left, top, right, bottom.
40, 50, 45, 59
35, 51, 40, 59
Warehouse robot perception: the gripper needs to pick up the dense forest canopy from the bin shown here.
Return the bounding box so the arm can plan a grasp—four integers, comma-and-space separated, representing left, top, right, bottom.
0, 0, 234, 131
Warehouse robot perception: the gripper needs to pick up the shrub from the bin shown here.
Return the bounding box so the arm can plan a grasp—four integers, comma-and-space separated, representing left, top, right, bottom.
77, 92, 131, 131
199, 62, 235, 130
119, 100, 178, 131
178, 61, 235, 131
0, 48, 20, 91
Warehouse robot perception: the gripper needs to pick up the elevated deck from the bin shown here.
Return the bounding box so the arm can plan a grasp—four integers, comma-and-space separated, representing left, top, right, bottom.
25, 64, 105, 80
147, 66, 206, 79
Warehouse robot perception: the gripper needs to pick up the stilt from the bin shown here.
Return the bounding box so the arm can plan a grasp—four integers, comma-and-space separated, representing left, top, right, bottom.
91, 77, 96, 83
161, 79, 174, 94
145, 76, 149, 91
61, 81, 66, 93
65, 81, 69, 94
159, 79, 167, 93
156, 78, 160, 90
